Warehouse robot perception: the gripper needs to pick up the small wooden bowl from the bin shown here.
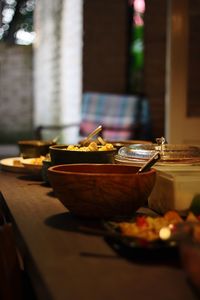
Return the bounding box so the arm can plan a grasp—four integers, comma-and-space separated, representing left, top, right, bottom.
18, 140, 55, 158
48, 164, 156, 218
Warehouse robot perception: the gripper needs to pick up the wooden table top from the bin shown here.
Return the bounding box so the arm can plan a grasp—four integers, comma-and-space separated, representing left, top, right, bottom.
0, 169, 198, 300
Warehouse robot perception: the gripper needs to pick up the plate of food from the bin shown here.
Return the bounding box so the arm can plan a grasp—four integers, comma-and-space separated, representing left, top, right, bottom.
0, 157, 27, 173
21, 156, 46, 174
103, 211, 200, 261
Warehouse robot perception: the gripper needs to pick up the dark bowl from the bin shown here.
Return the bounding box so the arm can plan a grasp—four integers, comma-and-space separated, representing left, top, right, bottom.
49, 144, 118, 165
48, 164, 156, 218
18, 140, 55, 159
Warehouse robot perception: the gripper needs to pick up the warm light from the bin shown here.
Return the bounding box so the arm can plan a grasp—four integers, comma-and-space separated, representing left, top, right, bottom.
159, 227, 171, 240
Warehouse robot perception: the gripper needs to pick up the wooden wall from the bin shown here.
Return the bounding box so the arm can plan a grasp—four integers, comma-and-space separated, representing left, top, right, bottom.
143, 0, 167, 140
83, 0, 130, 94
187, 0, 200, 117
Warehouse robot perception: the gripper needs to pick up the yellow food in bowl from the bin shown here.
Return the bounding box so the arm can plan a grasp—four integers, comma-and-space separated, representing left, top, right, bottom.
66, 141, 114, 152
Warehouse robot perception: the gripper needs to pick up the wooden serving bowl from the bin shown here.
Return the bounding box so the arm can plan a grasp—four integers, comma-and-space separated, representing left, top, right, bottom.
48, 164, 156, 218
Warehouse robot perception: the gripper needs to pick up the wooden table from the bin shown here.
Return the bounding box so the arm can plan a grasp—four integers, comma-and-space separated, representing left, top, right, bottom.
0, 170, 198, 300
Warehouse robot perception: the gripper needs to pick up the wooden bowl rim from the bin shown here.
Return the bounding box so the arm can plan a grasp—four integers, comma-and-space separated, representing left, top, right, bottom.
18, 140, 54, 146
48, 163, 156, 176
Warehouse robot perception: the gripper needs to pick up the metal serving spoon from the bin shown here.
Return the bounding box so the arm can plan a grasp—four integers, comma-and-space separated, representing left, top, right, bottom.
52, 135, 60, 143
137, 151, 160, 173
80, 125, 103, 146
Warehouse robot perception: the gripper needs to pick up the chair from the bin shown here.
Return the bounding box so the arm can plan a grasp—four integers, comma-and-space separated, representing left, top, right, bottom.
35, 92, 152, 142
80, 92, 152, 141
0, 222, 23, 300
0, 208, 35, 300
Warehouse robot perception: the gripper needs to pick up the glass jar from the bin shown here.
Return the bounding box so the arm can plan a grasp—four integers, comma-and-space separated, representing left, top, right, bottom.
115, 143, 200, 170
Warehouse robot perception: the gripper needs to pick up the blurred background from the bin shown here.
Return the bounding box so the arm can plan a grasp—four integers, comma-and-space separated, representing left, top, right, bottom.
0, 0, 200, 148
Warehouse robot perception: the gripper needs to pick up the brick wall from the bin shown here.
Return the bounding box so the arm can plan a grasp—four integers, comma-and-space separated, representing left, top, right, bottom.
0, 44, 33, 143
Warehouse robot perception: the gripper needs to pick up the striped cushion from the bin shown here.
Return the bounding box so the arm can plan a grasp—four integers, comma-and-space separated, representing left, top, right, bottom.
80, 92, 151, 140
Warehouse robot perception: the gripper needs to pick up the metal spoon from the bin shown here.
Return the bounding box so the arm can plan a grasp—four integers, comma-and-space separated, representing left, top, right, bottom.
81, 125, 103, 146
137, 151, 160, 173
52, 135, 60, 143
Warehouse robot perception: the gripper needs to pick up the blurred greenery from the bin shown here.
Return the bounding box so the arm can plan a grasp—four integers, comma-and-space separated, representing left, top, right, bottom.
129, 24, 144, 94
0, 0, 35, 44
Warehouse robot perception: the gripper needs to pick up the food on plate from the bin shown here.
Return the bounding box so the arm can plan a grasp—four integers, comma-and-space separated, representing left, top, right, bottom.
117, 211, 200, 242
13, 158, 23, 166
26, 156, 46, 165
163, 210, 184, 224
66, 141, 115, 152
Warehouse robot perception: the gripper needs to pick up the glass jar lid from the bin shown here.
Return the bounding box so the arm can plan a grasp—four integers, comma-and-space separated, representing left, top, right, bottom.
116, 139, 200, 163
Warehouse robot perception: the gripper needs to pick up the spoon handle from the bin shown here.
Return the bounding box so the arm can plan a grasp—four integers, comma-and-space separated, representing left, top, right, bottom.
81, 125, 103, 146
138, 152, 160, 173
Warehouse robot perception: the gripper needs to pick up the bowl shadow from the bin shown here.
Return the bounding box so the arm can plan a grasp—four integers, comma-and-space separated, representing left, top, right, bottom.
45, 212, 103, 233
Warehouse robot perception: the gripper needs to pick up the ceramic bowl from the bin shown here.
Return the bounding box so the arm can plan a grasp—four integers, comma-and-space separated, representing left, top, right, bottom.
49, 144, 117, 165
48, 164, 156, 218
18, 140, 55, 159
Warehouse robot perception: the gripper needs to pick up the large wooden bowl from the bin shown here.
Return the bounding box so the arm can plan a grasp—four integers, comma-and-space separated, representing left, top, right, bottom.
48, 164, 156, 218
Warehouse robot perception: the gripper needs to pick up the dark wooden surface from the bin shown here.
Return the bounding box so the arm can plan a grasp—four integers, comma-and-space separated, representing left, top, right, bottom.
0, 170, 198, 300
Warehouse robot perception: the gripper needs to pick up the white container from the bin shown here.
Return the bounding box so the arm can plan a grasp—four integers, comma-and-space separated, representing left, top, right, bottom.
148, 166, 200, 214
115, 143, 200, 214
